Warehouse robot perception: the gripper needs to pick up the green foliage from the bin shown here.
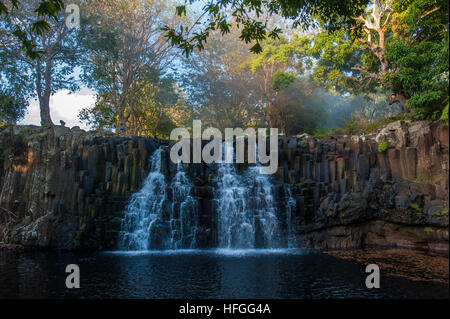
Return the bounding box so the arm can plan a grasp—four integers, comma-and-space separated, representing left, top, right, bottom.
312, 128, 333, 139
384, 0, 449, 118
181, 30, 328, 134
308, 29, 369, 94
0, 0, 65, 59
409, 203, 423, 216
362, 115, 406, 133
343, 119, 361, 135
271, 71, 296, 91
307, 0, 449, 120
165, 0, 368, 56
315, 114, 407, 137
1, 1, 80, 126
433, 208, 449, 217
0, 91, 26, 125
441, 103, 449, 125
387, 36, 449, 119
78, 97, 117, 131
378, 140, 388, 153
271, 79, 328, 134
77, 0, 184, 135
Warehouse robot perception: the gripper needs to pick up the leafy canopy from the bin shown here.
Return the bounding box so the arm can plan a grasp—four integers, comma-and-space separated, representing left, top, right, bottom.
1, 0, 65, 59
164, 0, 369, 56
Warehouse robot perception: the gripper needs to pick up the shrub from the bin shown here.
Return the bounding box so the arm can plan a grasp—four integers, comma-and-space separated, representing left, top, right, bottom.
378, 139, 388, 152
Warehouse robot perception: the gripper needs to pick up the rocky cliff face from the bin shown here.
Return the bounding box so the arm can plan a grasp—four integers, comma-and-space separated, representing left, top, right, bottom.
0, 126, 163, 249
0, 120, 448, 252
276, 120, 448, 252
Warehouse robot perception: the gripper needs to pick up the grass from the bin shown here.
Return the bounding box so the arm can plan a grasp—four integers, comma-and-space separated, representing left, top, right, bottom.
312, 115, 407, 139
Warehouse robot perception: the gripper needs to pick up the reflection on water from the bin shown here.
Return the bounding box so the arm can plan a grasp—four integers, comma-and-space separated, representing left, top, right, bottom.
0, 248, 448, 299
325, 248, 449, 284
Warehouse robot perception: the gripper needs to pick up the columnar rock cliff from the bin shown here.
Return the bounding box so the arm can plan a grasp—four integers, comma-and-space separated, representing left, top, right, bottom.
277, 120, 448, 252
0, 121, 448, 251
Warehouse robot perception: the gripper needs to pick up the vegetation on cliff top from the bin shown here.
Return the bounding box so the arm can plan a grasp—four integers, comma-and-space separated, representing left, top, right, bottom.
0, 0, 448, 136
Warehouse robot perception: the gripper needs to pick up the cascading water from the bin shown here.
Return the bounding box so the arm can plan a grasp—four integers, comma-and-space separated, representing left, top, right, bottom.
119, 148, 166, 250
216, 143, 253, 248
284, 186, 297, 248
216, 142, 281, 248
120, 142, 292, 251
169, 162, 199, 249
119, 148, 199, 250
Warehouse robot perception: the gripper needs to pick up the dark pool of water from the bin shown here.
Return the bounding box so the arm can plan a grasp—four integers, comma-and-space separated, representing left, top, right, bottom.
0, 248, 448, 299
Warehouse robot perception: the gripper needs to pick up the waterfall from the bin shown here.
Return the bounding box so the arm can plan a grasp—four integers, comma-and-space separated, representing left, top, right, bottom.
120, 142, 292, 251
170, 162, 199, 249
284, 186, 296, 248
119, 148, 166, 250
216, 145, 253, 248
216, 142, 281, 248
119, 148, 199, 250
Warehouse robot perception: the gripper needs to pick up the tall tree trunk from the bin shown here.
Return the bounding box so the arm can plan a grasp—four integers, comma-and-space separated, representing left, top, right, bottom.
36, 60, 53, 127
116, 110, 127, 133
39, 95, 52, 127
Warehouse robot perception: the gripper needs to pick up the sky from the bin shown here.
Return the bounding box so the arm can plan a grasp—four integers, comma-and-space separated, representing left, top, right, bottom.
19, 87, 95, 130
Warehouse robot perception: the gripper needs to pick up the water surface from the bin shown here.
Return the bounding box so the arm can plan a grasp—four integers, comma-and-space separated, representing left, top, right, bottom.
0, 248, 448, 299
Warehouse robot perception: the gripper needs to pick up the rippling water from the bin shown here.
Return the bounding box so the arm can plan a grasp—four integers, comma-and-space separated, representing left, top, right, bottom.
0, 248, 448, 298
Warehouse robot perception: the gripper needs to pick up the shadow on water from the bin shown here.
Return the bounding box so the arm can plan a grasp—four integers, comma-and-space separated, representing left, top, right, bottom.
0, 248, 448, 299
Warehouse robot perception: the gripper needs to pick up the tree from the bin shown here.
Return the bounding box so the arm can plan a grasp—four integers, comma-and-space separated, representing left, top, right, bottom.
242, 35, 312, 126
387, 0, 449, 118
122, 76, 187, 137
78, 0, 183, 133
78, 76, 189, 138
0, 0, 65, 59
179, 28, 264, 131
165, 0, 369, 56
0, 0, 79, 126
308, 0, 449, 118
271, 79, 327, 135
0, 89, 26, 125
180, 29, 328, 134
